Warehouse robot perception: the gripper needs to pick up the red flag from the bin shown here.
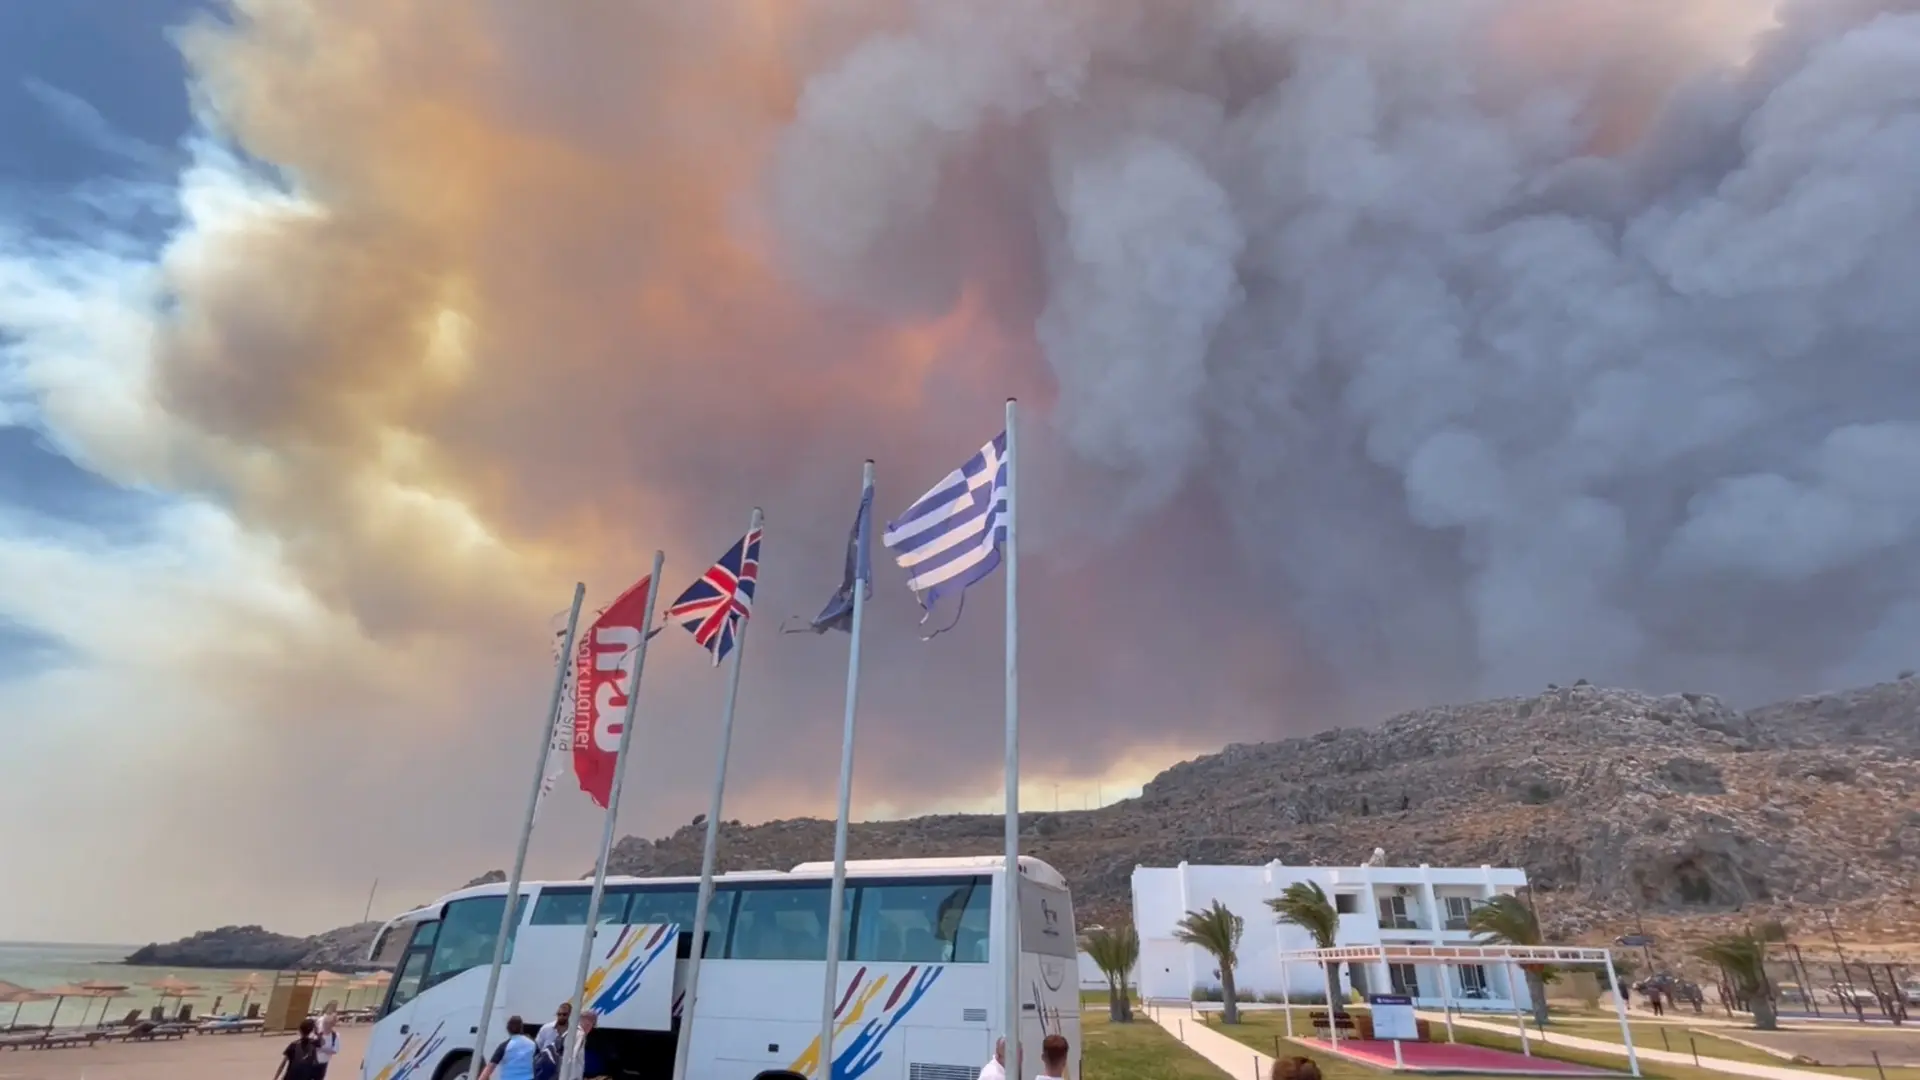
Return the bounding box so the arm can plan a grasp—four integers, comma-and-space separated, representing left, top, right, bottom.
572, 575, 654, 808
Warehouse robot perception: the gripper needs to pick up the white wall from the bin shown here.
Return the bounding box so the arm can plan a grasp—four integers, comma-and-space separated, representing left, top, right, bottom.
1076, 949, 1139, 993
1131, 861, 1533, 1012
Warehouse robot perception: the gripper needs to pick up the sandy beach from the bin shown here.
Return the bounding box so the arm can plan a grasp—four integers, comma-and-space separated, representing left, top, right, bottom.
0, 1024, 370, 1080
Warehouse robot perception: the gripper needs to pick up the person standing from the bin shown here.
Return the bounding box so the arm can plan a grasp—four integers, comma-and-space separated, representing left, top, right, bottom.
477, 1016, 539, 1080
314, 1005, 342, 1079
560, 1008, 605, 1080
537, 1002, 571, 1054
273, 1018, 323, 1080
977, 1036, 1006, 1080
1036, 1034, 1069, 1079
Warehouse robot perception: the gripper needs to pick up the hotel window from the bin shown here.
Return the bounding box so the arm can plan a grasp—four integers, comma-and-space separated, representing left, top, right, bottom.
1459, 965, 1491, 998
1388, 963, 1420, 996
1377, 894, 1415, 929
1444, 896, 1478, 930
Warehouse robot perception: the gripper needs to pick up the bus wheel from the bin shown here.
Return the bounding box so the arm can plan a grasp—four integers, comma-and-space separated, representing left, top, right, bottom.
433, 1050, 474, 1080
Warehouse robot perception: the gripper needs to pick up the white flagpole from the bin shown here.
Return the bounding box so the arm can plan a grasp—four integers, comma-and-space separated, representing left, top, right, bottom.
671, 508, 763, 1080
566, 552, 667, 1025
471, 582, 586, 1073
817, 460, 874, 1078
1002, 399, 1023, 1078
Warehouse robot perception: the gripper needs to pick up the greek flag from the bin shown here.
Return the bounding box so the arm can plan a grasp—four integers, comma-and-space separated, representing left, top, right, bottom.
884, 431, 1007, 629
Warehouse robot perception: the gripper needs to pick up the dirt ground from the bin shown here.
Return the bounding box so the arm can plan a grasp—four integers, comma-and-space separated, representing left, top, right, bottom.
0, 1024, 371, 1080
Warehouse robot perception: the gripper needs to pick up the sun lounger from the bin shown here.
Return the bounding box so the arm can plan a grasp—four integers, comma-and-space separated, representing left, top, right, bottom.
19, 1031, 103, 1050
118, 1020, 189, 1042
199, 1018, 263, 1035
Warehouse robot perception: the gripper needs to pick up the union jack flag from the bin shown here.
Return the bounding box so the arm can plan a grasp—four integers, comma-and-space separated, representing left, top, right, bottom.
662, 528, 762, 664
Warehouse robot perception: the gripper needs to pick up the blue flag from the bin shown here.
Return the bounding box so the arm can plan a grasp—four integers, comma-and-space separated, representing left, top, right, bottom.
789, 477, 873, 634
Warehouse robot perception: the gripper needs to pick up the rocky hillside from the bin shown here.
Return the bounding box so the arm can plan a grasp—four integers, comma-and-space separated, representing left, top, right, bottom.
125, 922, 384, 971
600, 678, 1920, 963
150, 677, 1918, 972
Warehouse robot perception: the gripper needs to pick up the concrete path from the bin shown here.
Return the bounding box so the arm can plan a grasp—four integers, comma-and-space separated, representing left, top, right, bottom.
1146, 1008, 1275, 1080
1436, 1012, 1841, 1080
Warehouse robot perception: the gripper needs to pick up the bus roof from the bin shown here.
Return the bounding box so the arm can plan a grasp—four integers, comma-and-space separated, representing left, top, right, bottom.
407, 855, 1067, 912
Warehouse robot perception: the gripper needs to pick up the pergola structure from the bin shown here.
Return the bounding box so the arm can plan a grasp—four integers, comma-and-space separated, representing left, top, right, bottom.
1273, 943, 1642, 1077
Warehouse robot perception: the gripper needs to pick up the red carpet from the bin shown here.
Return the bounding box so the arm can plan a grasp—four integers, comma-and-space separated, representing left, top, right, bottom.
1301, 1038, 1620, 1075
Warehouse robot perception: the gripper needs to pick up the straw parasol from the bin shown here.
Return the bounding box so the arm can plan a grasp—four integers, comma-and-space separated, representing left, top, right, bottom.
340, 971, 388, 1011
38, 983, 110, 1031
77, 980, 129, 1029
311, 971, 349, 1011
229, 973, 268, 1017
0, 981, 54, 1030
147, 976, 203, 1021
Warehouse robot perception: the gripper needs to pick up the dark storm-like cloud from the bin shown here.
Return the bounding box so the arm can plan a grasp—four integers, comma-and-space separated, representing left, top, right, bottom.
4, 0, 1920, 938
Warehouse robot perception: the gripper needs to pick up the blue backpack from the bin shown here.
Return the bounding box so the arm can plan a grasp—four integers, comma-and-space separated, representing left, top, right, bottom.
531, 1039, 562, 1080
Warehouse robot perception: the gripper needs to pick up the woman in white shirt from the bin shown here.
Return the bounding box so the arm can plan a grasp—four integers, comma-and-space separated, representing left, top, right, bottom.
314, 1005, 342, 1079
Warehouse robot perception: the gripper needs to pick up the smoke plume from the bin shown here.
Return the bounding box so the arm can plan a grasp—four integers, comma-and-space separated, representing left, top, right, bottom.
3, 0, 1919, 937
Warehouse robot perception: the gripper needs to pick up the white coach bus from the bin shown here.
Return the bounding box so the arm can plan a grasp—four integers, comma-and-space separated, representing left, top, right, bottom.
360, 856, 1080, 1080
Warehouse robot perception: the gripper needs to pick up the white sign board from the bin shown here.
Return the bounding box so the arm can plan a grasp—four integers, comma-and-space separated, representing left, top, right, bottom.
511, 923, 679, 1032
1369, 994, 1418, 1041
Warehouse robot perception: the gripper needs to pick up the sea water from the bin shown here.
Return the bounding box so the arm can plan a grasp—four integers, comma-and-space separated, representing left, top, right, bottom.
0, 941, 350, 1028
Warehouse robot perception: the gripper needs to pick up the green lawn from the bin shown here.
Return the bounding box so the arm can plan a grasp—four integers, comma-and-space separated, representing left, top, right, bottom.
1081, 1011, 1230, 1080
1194, 1007, 1920, 1080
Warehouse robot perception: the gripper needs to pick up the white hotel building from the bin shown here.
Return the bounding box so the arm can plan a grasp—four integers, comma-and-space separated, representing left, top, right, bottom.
1132, 861, 1536, 1012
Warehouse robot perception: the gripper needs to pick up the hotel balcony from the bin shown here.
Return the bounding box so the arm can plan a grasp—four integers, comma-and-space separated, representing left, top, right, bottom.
1376, 914, 1428, 933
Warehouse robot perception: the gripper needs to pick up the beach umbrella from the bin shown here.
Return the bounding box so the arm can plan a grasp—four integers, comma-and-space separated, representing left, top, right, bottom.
229, 973, 267, 1016
348, 973, 388, 1010
0, 982, 54, 1030
38, 983, 108, 1031
78, 980, 129, 1029
311, 971, 349, 1012
147, 976, 203, 1020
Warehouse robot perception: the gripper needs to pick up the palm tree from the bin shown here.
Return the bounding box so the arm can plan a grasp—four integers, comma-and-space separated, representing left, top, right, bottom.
1266, 882, 1346, 1015
1468, 894, 1552, 1028
1081, 925, 1140, 1023
1173, 900, 1245, 1024
1695, 924, 1783, 1030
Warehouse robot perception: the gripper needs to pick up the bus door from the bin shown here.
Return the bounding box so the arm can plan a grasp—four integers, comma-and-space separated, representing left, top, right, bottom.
364, 917, 446, 1080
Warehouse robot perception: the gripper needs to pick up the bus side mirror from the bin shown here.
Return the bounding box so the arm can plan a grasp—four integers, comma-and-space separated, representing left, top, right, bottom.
752, 1072, 807, 1080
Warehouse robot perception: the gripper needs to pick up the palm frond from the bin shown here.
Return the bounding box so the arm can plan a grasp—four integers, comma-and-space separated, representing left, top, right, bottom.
1173, 900, 1244, 965
1082, 925, 1140, 978
1466, 894, 1541, 947
1265, 882, 1339, 949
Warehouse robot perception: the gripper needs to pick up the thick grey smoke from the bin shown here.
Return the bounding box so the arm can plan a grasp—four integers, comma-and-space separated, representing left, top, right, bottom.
768, 0, 1920, 705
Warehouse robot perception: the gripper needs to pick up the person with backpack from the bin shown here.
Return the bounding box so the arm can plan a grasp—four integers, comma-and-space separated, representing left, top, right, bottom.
273, 1018, 323, 1080
478, 1015, 539, 1080
314, 1005, 342, 1078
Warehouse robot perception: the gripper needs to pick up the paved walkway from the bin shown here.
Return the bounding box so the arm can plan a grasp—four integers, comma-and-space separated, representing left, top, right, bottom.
1146, 1008, 1275, 1080
1436, 1012, 1841, 1080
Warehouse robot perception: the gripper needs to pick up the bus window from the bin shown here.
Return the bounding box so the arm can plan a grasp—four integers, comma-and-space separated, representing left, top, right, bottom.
531, 888, 629, 926
381, 920, 439, 1016
728, 883, 854, 961
695, 887, 736, 959
622, 886, 695, 928
852, 877, 991, 963
421, 895, 527, 992
387, 947, 432, 1012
